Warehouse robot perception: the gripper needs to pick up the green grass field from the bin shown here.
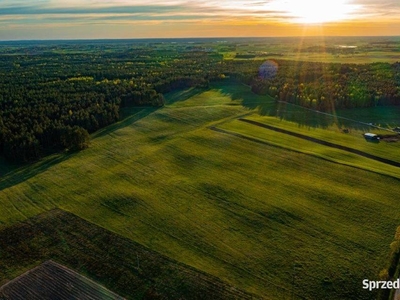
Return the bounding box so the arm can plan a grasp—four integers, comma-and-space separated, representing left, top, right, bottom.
1, 82, 400, 299
276, 52, 400, 64
0, 209, 255, 299
216, 114, 400, 177
223, 50, 400, 64
336, 106, 400, 129
233, 90, 399, 133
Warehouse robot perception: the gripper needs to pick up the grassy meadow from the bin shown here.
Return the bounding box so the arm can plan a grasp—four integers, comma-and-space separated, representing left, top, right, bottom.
226, 52, 400, 64
0, 209, 255, 299
336, 106, 400, 129
273, 52, 400, 64
216, 114, 400, 178
1, 82, 400, 299
221, 37, 400, 64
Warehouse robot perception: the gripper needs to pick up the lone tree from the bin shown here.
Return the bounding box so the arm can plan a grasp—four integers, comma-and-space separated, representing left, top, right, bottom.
61, 126, 90, 151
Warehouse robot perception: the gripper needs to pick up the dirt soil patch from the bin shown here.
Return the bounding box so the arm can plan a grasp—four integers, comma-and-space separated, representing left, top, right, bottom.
379, 134, 400, 143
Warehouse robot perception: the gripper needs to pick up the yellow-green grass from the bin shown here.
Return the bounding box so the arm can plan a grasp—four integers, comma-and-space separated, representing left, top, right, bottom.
228, 52, 400, 64
0, 84, 400, 299
165, 87, 243, 108
217, 118, 400, 180
278, 52, 400, 64
241, 114, 400, 164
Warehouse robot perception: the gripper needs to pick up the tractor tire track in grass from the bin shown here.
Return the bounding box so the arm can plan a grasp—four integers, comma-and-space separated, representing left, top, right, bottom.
236, 118, 400, 168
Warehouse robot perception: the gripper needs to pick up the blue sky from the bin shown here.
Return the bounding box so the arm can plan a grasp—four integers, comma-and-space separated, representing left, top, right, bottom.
0, 0, 399, 40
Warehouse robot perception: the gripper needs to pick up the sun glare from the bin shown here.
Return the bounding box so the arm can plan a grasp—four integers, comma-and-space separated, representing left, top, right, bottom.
273, 0, 360, 24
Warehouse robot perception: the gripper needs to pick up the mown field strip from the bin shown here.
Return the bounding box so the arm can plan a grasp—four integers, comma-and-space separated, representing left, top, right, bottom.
216, 118, 400, 180
243, 115, 400, 164
239, 118, 400, 168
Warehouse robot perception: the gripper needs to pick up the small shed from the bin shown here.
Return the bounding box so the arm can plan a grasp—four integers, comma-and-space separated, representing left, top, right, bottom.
364, 133, 379, 140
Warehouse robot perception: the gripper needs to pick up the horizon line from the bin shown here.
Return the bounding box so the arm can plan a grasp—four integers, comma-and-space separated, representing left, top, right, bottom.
1, 35, 400, 43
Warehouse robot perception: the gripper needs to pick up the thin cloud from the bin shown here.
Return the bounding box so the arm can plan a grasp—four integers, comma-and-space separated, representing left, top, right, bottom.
0, 5, 183, 15
0, 1, 286, 24
0, 0, 399, 39
351, 0, 400, 18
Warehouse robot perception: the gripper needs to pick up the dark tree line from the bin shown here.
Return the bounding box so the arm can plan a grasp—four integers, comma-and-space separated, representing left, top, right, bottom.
2, 42, 399, 163
236, 60, 400, 111
0, 47, 224, 162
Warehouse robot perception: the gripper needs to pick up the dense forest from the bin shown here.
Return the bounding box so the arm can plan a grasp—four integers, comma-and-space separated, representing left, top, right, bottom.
0, 45, 224, 162
0, 41, 399, 163
246, 60, 400, 111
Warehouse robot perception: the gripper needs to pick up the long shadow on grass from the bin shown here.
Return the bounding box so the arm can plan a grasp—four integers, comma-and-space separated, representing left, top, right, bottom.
214, 81, 268, 107
217, 80, 375, 131
213, 81, 330, 128
263, 101, 379, 132
166, 80, 374, 132
92, 107, 158, 139
164, 87, 208, 106
214, 79, 383, 132
0, 153, 75, 192
0, 107, 158, 192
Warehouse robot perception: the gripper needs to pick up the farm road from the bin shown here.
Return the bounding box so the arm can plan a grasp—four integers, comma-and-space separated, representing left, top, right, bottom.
210, 118, 400, 168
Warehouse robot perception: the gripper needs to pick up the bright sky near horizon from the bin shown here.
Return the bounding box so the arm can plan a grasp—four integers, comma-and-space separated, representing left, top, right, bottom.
0, 0, 399, 40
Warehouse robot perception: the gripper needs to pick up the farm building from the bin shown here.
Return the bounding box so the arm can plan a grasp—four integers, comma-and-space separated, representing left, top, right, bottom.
363, 133, 379, 140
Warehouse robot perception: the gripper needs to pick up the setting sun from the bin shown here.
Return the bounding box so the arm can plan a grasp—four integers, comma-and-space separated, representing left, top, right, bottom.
274, 0, 361, 24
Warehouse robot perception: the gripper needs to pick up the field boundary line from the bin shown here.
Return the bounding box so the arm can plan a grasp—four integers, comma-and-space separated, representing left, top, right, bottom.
209, 125, 400, 181
238, 118, 400, 168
